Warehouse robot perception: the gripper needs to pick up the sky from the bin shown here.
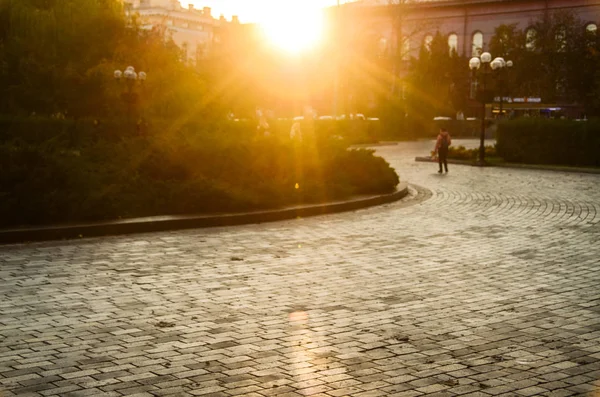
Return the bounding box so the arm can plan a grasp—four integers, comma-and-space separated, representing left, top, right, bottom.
183, 0, 352, 23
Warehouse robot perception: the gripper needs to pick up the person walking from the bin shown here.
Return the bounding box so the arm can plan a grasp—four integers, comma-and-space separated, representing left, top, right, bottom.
434, 128, 452, 173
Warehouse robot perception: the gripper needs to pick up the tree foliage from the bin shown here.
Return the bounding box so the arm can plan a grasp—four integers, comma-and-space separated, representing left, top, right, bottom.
490, 11, 600, 116
406, 32, 468, 118
400, 10, 600, 121
0, 0, 208, 119
0, 118, 399, 227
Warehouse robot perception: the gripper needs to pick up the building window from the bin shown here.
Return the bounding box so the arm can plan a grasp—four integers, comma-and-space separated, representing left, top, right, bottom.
448, 33, 458, 55
378, 37, 388, 56
424, 34, 433, 51
586, 23, 597, 34
525, 28, 536, 51
472, 31, 483, 57
402, 38, 410, 60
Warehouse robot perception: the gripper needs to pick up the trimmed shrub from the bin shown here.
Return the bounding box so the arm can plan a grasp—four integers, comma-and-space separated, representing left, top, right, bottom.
496, 119, 600, 167
446, 145, 496, 161
0, 117, 398, 228
433, 120, 482, 138
378, 118, 484, 141
334, 149, 399, 194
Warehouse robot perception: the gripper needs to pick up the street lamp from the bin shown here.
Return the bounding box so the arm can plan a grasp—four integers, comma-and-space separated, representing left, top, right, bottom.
114, 66, 147, 123
469, 52, 491, 165
491, 58, 513, 119
469, 52, 512, 165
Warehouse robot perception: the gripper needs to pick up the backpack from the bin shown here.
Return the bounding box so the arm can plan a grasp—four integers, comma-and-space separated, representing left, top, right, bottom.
439, 135, 449, 151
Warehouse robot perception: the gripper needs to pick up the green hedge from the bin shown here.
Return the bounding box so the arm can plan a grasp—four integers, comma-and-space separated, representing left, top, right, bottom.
377, 118, 484, 141
496, 119, 600, 167
0, 116, 380, 143
0, 118, 398, 228
432, 120, 483, 138
446, 145, 496, 161
253, 118, 379, 145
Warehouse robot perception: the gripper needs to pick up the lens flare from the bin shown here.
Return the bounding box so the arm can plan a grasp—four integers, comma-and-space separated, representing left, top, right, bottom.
259, 5, 324, 54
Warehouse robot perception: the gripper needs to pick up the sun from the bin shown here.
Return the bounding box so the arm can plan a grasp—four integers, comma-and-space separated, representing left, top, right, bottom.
259, 6, 324, 54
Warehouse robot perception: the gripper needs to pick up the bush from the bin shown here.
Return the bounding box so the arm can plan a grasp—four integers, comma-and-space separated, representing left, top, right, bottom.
496, 119, 600, 167
331, 149, 400, 195
0, 117, 399, 228
446, 145, 496, 161
377, 116, 485, 141
433, 120, 482, 138
225, 118, 380, 145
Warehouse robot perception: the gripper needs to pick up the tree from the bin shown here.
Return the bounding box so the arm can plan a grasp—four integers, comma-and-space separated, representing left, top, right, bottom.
490, 11, 600, 116
386, 0, 435, 100
0, 0, 209, 119
489, 24, 525, 60
407, 32, 468, 119
0, 0, 128, 116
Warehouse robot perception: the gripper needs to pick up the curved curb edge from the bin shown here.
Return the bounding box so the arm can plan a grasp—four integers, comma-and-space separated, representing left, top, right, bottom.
0, 183, 409, 245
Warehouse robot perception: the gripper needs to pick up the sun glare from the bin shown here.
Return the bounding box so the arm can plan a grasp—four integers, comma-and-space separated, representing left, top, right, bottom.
259, 6, 324, 54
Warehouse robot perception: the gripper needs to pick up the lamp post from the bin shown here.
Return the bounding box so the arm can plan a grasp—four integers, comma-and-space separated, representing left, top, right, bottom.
114, 66, 147, 123
469, 53, 513, 164
492, 59, 513, 118
469, 52, 491, 165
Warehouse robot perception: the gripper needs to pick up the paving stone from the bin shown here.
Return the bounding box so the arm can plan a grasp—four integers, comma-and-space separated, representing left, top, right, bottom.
515, 385, 550, 396
543, 389, 577, 396
1, 141, 600, 397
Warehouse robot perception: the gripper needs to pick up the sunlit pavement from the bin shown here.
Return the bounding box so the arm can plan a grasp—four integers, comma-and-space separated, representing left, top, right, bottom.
1, 140, 600, 397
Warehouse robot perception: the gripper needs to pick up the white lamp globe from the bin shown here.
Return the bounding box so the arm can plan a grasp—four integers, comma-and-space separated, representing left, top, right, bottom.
138, 71, 147, 81
114, 70, 122, 79
469, 57, 481, 70
480, 52, 492, 63
506, 60, 513, 68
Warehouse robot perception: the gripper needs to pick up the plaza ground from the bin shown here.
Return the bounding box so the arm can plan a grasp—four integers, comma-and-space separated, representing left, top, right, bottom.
1, 140, 599, 397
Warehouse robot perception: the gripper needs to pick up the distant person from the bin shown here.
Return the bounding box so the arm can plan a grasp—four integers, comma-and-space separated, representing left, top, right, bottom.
255, 107, 270, 136
434, 128, 451, 174
290, 121, 302, 141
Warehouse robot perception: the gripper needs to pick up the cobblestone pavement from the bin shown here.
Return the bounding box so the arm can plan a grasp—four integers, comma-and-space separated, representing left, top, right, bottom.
1, 140, 600, 397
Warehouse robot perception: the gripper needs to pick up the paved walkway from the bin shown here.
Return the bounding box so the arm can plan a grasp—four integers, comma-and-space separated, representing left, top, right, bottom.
1, 140, 599, 397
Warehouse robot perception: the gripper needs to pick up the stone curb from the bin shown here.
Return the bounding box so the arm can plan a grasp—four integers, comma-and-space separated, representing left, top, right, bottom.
415, 157, 600, 174
0, 182, 409, 245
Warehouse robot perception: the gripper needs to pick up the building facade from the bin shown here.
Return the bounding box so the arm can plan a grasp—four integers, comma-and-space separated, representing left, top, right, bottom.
333, 0, 600, 117
124, 0, 240, 64
341, 0, 600, 59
